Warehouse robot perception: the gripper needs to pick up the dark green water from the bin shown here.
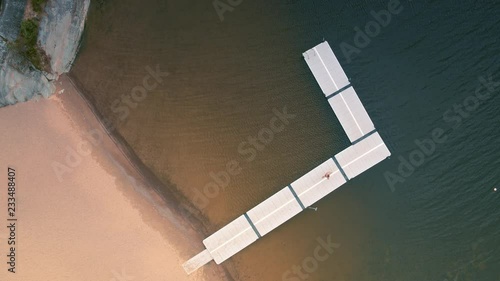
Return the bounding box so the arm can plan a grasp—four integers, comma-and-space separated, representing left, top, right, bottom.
71, 0, 499, 280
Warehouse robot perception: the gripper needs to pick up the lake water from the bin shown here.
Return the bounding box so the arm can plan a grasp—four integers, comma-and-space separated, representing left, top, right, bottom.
70, 0, 500, 280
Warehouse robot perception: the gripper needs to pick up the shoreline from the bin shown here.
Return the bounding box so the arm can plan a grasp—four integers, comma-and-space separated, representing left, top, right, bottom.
62, 74, 236, 280
66, 73, 205, 229
0, 75, 233, 280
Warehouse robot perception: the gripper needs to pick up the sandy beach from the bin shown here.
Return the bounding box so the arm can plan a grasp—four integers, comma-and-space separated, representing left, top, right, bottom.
0, 75, 230, 281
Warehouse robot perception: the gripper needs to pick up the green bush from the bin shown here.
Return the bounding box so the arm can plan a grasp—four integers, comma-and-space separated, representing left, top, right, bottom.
20, 19, 39, 46
32, 0, 48, 13
13, 19, 47, 70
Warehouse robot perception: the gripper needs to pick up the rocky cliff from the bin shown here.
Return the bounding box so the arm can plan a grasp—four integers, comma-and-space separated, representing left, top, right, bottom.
0, 0, 90, 106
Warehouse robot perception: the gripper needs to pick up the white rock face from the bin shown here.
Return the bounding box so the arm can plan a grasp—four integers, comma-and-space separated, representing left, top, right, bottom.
0, 55, 55, 105
0, 0, 90, 106
0, 0, 27, 41
38, 0, 91, 75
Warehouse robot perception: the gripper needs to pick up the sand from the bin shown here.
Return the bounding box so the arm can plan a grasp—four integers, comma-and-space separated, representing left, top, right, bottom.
0, 75, 228, 281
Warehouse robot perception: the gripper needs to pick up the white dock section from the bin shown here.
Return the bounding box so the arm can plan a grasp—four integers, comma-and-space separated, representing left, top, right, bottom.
328, 86, 375, 143
182, 249, 213, 275
183, 41, 391, 274
290, 158, 346, 208
202, 215, 259, 264
335, 132, 390, 179
303, 41, 350, 95
247, 187, 303, 236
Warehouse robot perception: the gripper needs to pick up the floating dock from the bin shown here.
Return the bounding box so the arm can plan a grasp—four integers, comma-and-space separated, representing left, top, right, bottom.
183, 41, 390, 274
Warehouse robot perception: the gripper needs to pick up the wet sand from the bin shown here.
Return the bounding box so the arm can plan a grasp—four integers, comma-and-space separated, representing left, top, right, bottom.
0, 75, 229, 281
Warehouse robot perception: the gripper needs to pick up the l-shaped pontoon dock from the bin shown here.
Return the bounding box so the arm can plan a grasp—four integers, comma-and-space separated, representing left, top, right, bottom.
183, 41, 390, 274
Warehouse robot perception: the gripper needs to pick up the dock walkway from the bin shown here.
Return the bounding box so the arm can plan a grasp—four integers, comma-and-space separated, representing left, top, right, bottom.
183, 41, 391, 274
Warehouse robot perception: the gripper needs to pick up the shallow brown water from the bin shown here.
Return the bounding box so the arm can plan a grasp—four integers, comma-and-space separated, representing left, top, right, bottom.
69, 1, 370, 280
69, 0, 500, 280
